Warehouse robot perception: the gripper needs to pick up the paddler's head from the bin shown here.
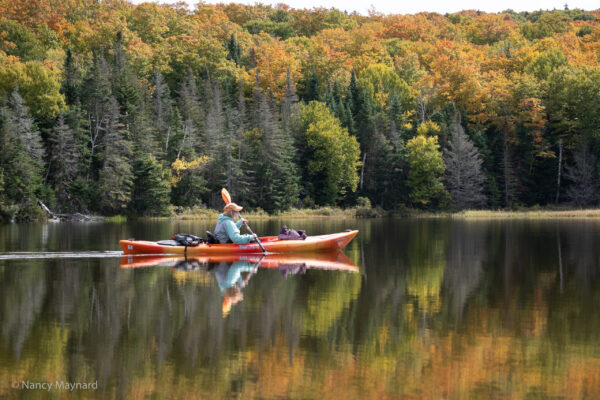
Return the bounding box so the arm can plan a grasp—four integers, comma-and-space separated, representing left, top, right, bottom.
223, 202, 243, 219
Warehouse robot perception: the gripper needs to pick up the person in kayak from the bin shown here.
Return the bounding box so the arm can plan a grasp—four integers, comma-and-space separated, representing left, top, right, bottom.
214, 202, 258, 244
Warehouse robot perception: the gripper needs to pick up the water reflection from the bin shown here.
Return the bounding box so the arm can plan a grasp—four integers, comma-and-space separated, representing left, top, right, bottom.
0, 219, 599, 399
120, 253, 359, 317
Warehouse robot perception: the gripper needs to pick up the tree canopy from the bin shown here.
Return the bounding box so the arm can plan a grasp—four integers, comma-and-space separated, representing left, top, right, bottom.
1, 2, 600, 219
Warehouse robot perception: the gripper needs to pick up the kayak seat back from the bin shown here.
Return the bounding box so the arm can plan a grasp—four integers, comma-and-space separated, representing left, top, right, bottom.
205, 231, 218, 245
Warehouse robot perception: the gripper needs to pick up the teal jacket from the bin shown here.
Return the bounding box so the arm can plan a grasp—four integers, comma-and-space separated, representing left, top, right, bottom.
213, 214, 255, 244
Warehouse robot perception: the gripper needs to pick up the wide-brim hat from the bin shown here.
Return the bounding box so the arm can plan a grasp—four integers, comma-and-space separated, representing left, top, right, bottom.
224, 202, 243, 212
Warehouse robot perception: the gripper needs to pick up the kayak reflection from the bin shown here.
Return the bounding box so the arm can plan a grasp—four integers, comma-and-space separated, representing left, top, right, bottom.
120, 252, 359, 272
120, 252, 359, 316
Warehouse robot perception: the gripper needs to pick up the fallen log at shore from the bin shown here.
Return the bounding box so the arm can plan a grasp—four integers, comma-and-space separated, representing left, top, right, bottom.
37, 200, 105, 222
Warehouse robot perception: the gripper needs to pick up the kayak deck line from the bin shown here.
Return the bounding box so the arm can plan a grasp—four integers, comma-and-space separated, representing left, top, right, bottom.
120, 230, 358, 255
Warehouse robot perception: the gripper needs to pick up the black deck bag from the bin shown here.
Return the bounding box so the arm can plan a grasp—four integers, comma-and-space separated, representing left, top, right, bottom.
171, 233, 204, 247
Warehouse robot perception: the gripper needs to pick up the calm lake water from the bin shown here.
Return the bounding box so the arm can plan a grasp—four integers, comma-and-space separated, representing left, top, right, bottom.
0, 218, 599, 399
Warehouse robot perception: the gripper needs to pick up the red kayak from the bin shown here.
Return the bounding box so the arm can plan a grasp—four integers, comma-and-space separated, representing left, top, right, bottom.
120, 230, 358, 255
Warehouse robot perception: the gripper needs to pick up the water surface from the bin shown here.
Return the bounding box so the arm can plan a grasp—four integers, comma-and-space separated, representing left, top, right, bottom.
0, 218, 599, 399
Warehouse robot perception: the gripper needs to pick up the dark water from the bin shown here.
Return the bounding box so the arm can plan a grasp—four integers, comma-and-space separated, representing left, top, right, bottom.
0, 218, 599, 399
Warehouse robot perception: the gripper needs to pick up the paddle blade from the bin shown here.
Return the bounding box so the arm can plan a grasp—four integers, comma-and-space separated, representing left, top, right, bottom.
221, 188, 231, 204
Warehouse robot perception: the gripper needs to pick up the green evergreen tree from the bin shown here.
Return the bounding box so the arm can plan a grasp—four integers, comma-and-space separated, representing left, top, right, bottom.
176, 70, 203, 160
564, 140, 599, 206
81, 51, 112, 178
0, 167, 16, 222
132, 153, 171, 216
48, 113, 79, 210
201, 78, 228, 198
228, 80, 249, 201
226, 33, 242, 65
62, 48, 79, 105
98, 97, 133, 214
349, 70, 361, 126
112, 32, 140, 120
153, 71, 174, 158
130, 90, 161, 160
304, 69, 320, 102
60, 104, 95, 211
0, 88, 46, 219
246, 79, 300, 212
443, 114, 487, 210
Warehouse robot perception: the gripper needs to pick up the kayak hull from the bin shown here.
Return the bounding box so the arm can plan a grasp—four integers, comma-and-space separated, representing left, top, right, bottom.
120, 230, 358, 255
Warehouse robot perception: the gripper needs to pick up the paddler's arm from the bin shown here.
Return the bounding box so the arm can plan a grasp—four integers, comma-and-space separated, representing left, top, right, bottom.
226, 220, 255, 244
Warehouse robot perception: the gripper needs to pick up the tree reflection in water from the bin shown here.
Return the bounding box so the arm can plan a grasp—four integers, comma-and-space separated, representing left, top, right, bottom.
0, 219, 599, 399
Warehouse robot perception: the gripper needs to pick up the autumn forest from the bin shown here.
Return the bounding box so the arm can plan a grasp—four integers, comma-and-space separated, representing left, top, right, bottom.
1, 0, 600, 220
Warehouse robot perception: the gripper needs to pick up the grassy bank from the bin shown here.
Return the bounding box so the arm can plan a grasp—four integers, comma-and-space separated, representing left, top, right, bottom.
163, 205, 385, 220
452, 209, 600, 219
113, 207, 600, 222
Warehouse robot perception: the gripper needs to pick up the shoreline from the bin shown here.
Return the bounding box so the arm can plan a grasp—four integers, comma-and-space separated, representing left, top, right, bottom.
18, 207, 600, 223
143, 207, 600, 221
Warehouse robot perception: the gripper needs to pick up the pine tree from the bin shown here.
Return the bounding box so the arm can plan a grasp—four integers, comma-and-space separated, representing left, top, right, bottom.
246, 79, 299, 211
203, 77, 226, 159
229, 80, 250, 201
62, 48, 78, 105
98, 97, 133, 213
0, 88, 45, 219
7, 88, 44, 167
177, 70, 203, 160
132, 153, 171, 216
564, 140, 599, 206
226, 33, 241, 65
130, 90, 161, 160
112, 31, 140, 120
200, 77, 228, 200
349, 70, 361, 123
0, 167, 14, 222
62, 105, 94, 211
153, 71, 174, 157
501, 124, 518, 208
81, 51, 112, 177
443, 114, 487, 210
48, 113, 79, 209
306, 69, 320, 102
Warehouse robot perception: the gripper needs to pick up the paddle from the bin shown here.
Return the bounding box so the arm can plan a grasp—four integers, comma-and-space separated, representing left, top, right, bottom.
221, 188, 267, 253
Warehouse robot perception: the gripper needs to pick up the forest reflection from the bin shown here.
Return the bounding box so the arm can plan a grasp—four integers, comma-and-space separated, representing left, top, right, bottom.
1, 219, 599, 399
